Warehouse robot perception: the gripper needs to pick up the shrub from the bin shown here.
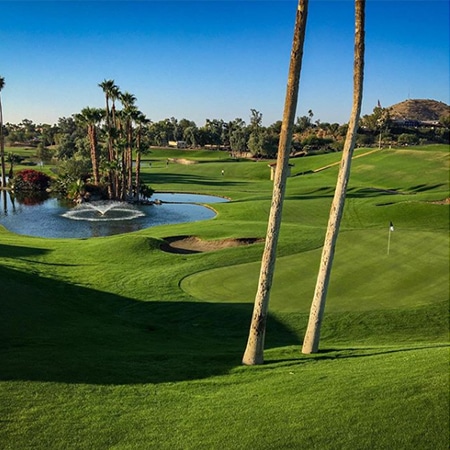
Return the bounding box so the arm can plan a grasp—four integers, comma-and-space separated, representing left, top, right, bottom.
13, 169, 52, 191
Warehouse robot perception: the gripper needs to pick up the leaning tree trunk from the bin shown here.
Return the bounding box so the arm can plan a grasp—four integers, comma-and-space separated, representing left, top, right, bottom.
302, 0, 365, 354
242, 0, 309, 366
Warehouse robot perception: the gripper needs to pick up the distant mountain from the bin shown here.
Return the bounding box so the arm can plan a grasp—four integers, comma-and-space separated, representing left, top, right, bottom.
388, 99, 449, 122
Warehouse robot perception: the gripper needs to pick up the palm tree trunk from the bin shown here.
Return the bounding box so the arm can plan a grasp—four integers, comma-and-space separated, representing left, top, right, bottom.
127, 124, 133, 198
302, 0, 365, 354
0, 89, 6, 191
105, 98, 116, 199
135, 126, 142, 202
88, 125, 100, 185
242, 0, 309, 366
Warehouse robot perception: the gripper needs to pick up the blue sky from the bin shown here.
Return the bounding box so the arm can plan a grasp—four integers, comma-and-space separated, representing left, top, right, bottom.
1, 0, 448, 126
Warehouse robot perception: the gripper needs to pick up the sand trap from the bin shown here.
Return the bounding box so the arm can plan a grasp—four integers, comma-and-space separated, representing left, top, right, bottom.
160, 236, 263, 254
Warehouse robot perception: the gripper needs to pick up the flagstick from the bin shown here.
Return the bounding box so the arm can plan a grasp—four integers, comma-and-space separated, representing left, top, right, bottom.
387, 228, 391, 255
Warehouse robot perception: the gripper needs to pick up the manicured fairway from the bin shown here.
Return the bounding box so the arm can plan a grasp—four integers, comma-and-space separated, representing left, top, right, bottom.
0, 145, 448, 449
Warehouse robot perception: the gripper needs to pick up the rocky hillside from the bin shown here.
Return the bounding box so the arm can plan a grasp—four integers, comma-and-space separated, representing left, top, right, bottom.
388, 99, 449, 121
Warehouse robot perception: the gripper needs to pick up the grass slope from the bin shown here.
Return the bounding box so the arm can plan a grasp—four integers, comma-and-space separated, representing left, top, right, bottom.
0, 145, 448, 449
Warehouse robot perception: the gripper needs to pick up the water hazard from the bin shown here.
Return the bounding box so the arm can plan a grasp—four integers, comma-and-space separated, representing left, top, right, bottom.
0, 192, 228, 239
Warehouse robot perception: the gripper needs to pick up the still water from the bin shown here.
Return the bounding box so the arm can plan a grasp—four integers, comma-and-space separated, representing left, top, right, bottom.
0, 192, 228, 239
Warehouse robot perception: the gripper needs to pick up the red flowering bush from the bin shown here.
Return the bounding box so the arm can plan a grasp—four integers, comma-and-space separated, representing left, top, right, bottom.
13, 169, 52, 191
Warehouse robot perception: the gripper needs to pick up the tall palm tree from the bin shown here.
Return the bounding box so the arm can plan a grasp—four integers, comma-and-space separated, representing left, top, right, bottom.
0, 76, 6, 191
302, 0, 366, 354
134, 111, 150, 202
99, 81, 117, 159
99, 80, 119, 198
119, 92, 137, 199
76, 107, 104, 186
242, 0, 309, 365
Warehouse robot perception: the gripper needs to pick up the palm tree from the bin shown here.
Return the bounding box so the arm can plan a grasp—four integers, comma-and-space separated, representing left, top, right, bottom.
242, 0, 309, 365
99, 81, 116, 163
0, 76, 6, 191
134, 111, 150, 202
99, 80, 123, 198
302, 0, 366, 354
119, 92, 137, 199
76, 107, 104, 186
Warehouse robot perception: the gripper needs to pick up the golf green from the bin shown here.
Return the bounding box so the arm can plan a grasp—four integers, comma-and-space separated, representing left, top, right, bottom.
181, 229, 449, 312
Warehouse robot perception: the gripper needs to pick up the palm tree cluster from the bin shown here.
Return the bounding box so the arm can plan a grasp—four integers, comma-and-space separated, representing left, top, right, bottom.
75, 80, 151, 202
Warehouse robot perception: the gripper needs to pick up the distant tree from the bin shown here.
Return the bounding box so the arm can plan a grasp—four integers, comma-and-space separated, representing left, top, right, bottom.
248, 129, 278, 158
302, 0, 366, 354
202, 119, 224, 147
242, 0, 309, 365
398, 132, 419, 146
361, 105, 390, 147
183, 126, 199, 147
54, 117, 81, 159
228, 118, 248, 155
268, 120, 283, 135
295, 114, 313, 133
148, 119, 172, 146
439, 113, 450, 128
36, 143, 54, 162
40, 123, 58, 146
355, 132, 374, 146
178, 118, 197, 143
7, 152, 22, 179
20, 119, 36, 141
248, 109, 266, 156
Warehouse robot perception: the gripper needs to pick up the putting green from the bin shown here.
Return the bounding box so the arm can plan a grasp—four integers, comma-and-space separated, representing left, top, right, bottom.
181, 229, 449, 312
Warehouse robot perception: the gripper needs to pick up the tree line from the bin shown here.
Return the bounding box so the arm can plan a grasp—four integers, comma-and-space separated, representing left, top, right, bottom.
3, 104, 449, 161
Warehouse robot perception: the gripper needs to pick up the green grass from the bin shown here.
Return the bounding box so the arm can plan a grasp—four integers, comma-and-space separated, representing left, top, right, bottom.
0, 145, 448, 449
182, 229, 449, 312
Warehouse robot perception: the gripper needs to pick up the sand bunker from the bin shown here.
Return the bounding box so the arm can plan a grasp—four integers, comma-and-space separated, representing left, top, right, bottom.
160, 236, 263, 254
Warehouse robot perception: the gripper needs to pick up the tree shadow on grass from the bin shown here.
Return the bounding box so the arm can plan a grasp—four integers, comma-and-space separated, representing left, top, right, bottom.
0, 265, 298, 385
0, 243, 51, 258
263, 344, 449, 367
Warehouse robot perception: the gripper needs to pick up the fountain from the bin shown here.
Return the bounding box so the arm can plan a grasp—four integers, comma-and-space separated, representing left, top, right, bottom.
0, 193, 228, 238
62, 201, 145, 222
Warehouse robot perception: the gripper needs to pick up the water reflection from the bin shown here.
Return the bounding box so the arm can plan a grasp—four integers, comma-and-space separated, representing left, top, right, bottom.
0, 192, 227, 239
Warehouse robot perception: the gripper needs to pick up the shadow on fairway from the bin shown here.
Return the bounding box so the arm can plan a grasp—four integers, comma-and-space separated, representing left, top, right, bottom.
284, 183, 447, 202
0, 243, 52, 258
0, 264, 299, 385
140, 172, 249, 188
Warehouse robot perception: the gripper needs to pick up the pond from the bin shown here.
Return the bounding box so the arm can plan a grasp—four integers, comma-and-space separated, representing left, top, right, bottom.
0, 192, 228, 239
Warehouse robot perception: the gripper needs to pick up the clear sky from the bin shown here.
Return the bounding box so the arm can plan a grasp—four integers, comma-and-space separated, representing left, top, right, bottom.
1, 0, 448, 126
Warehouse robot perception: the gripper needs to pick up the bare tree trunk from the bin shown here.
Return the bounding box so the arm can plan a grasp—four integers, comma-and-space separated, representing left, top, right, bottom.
242, 0, 309, 366
302, 0, 365, 354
